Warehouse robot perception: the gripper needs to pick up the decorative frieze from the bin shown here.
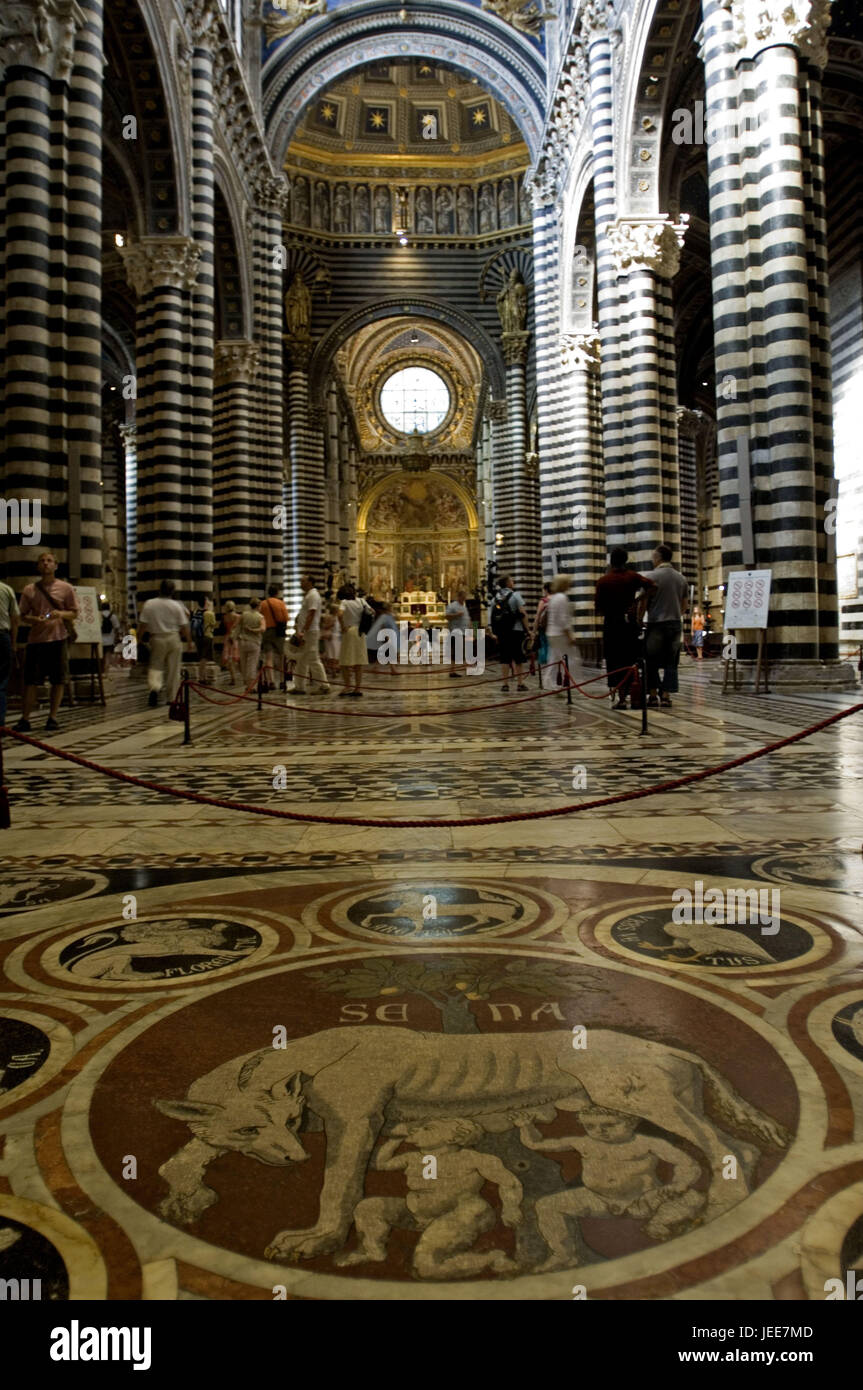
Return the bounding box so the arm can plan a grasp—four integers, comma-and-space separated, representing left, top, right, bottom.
119, 237, 201, 295
0, 0, 85, 81
721, 0, 833, 70
487, 399, 509, 423
606, 217, 688, 279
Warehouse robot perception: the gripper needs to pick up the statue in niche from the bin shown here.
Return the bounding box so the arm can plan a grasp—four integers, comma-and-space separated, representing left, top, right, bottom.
498, 179, 516, 228
435, 186, 454, 234
497, 268, 528, 335
478, 183, 496, 233
373, 186, 391, 233
415, 186, 434, 234
314, 181, 330, 231
456, 186, 474, 235
292, 176, 310, 227
354, 184, 371, 233
285, 273, 312, 337
333, 183, 351, 233
518, 177, 531, 225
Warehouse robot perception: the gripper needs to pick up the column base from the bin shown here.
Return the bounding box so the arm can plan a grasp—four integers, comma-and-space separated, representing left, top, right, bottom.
711, 660, 858, 691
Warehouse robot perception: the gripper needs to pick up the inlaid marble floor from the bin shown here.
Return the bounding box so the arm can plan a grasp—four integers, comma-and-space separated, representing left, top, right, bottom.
1, 662, 862, 1301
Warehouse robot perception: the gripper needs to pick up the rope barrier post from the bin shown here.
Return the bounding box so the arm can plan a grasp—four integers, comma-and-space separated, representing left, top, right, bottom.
639, 654, 648, 736
564, 656, 572, 706
257, 665, 263, 712
0, 727, 10, 828
182, 671, 192, 746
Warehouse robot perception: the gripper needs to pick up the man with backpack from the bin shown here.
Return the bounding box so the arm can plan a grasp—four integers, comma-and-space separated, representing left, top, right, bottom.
487, 575, 531, 692
259, 583, 289, 691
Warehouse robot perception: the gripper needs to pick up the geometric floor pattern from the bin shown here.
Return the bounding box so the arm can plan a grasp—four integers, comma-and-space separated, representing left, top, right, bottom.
2, 662, 862, 1302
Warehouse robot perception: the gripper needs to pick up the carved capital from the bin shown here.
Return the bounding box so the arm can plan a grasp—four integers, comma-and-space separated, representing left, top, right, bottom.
501, 330, 531, 366
721, 0, 832, 70
560, 331, 601, 373
606, 217, 687, 279
285, 333, 314, 370
486, 399, 508, 423
676, 406, 707, 438
253, 170, 291, 218
525, 168, 558, 210
580, 0, 616, 41
308, 404, 327, 431
118, 422, 137, 450
186, 0, 221, 50
215, 339, 260, 385
0, 0, 85, 81
524, 451, 540, 479
119, 237, 200, 295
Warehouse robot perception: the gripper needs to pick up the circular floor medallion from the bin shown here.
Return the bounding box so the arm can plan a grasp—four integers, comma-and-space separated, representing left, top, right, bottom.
596, 901, 827, 972
43, 914, 271, 988
0, 870, 107, 915
81, 950, 799, 1297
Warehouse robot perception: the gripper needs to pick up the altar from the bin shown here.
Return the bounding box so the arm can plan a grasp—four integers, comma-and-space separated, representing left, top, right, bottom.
393, 589, 446, 625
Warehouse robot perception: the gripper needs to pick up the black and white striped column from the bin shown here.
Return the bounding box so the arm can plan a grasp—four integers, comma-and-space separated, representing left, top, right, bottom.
494, 331, 541, 614
532, 184, 605, 640
120, 237, 202, 603
606, 218, 685, 565
0, 0, 103, 588
250, 174, 287, 594
701, 0, 848, 680
586, 19, 628, 555
186, 2, 217, 600
214, 340, 259, 604
285, 336, 326, 612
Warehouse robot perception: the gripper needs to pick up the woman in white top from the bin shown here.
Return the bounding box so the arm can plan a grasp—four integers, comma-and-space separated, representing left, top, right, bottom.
543, 574, 576, 691
238, 598, 265, 687
337, 584, 374, 697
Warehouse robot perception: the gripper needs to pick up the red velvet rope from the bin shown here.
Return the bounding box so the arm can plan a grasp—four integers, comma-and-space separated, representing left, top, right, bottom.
1, 700, 859, 828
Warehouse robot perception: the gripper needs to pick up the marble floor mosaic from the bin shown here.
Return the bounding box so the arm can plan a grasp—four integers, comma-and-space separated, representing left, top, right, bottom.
1, 664, 862, 1304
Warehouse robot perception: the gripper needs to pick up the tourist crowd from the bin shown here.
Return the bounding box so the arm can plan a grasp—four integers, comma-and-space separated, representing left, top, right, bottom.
0, 546, 696, 732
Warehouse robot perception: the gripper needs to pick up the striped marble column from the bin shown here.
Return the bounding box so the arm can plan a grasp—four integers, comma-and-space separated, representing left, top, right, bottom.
186, 1, 217, 601
532, 192, 605, 641
606, 218, 685, 566
120, 237, 202, 603
119, 422, 137, 612
285, 337, 326, 613
701, 0, 848, 680
337, 412, 353, 577
676, 408, 704, 588
498, 332, 541, 614
585, 20, 628, 552
213, 340, 259, 604
324, 380, 341, 573
0, 0, 103, 588
250, 174, 288, 593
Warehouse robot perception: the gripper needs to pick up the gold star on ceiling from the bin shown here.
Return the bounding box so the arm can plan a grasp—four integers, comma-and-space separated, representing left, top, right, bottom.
370, 110, 386, 129
472, 107, 487, 126
320, 103, 336, 123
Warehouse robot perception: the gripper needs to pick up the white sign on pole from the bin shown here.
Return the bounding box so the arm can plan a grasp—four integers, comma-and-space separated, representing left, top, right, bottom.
724, 570, 771, 630
70, 587, 103, 647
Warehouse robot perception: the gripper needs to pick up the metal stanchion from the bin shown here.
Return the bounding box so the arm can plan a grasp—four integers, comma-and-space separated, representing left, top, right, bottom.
564, 655, 572, 706
257, 665, 264, 711
639, 653, 649, 736
0, 727, 10, 828
182, 671, 192, 746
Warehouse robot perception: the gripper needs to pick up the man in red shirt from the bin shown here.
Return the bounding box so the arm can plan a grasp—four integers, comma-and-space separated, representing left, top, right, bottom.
15, 552, 79, 733
595, 548, 655, 710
